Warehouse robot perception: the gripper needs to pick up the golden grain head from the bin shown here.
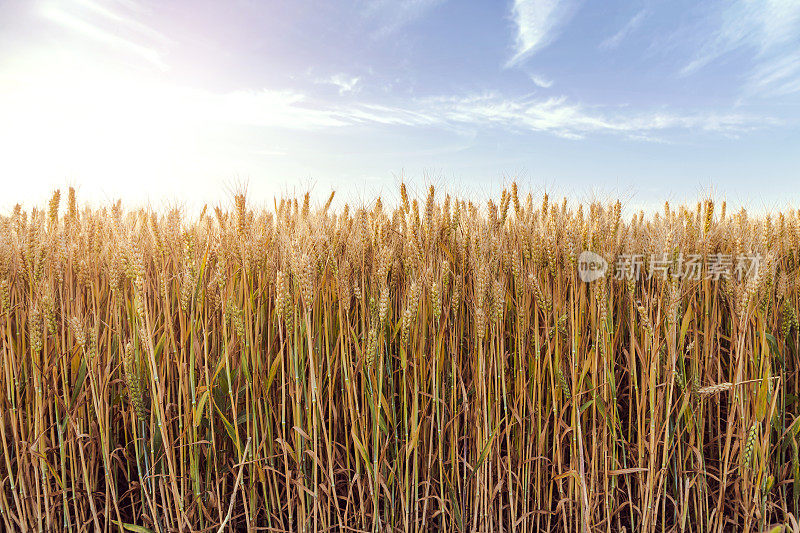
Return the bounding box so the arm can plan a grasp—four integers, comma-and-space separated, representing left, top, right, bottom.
0, 186, 797, 530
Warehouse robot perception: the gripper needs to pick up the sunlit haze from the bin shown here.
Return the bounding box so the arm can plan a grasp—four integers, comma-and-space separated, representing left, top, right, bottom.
1, 0, 799, 213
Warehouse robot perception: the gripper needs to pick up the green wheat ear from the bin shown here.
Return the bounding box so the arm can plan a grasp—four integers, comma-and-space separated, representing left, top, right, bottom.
0, 279, 10, 316
365, 318, 378, 368
743, 422, 759, 470
556, 365, 571, 401
123, 341, 147, 422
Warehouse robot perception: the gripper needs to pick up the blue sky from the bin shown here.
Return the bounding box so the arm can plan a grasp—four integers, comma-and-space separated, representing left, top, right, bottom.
1, 0, 799, 213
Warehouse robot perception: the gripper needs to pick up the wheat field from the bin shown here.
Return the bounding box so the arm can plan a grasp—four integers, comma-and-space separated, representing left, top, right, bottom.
0, 185, 798, 532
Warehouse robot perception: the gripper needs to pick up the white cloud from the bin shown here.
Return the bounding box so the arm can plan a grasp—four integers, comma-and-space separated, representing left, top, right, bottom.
417, 93, 765, 139
337, 103, 439, 127
73, 0, 168, 44
0, 47, 774, 197
747, 51, 800, 96
39, 0, 167, 70
0, 44, 778, 211
506, 0, 579, 67
364, 0, 446, 38
600, 10, 646, 50
167, 89, 777, 139
317, 74, 361, 95
681, 0, 800, 95
200, 89, 351, 129
266, 92, 764, 140
529, 73, 554, 88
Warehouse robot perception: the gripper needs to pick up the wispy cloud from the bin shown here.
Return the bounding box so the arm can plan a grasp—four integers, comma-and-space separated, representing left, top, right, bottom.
506, 0, 580, 67
600, 9, 646, 50
39, 0, 167, 70
529, 73, 554, 88
415, 93, 765, 139
215, 90, 770, 140
144, 86, 766, 140
746, 51, 800, 96
208, 90, 764, 140
363, 0, 446, 38
200, 90, 353, 129
316, 74, 362, 95
681, 0, 800, 95
73, 0, 167, 43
